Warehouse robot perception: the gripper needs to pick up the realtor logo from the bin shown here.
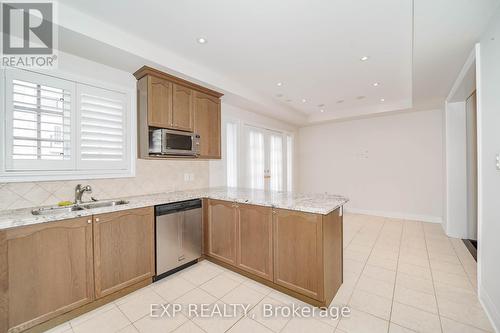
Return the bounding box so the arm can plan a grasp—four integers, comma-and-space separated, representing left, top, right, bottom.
1, 1, 58, 68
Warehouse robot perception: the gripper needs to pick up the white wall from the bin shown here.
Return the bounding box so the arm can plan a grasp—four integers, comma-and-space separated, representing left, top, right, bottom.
298, 109, 444, 222
209, 103, 298, 188
477, 7, 500, 332
444, 101, 468, 237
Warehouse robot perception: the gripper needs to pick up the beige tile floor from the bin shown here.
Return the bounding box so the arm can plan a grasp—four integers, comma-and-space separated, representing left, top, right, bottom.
44, 214, 493, 333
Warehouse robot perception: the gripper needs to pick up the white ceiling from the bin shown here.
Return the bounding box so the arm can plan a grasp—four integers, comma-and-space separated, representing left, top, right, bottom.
60, 0, 499, 124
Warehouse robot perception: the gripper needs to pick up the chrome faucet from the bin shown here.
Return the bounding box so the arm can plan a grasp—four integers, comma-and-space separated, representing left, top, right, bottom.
74, 184, 92, 204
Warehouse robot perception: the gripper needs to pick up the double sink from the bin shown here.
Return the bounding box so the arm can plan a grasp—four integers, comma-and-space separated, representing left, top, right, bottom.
31, 200, 130, 216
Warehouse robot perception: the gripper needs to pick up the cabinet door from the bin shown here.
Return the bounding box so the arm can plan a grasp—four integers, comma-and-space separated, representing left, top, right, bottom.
172, 83, 194, 131
194, 91, 221, 158
1, 217, 94, 333
93, 207, 154, 298
236, 204, 273, 281
148, 75, 173, 128
273, 209, 324, 300
206, 199, 237, 265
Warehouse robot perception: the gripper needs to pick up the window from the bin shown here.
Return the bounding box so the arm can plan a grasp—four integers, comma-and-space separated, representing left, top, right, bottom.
243, 125, 292, 191
226, 122, 238, 187
5, 70, 75, 171
78, 84, 127, 170
1, 68, 132, 181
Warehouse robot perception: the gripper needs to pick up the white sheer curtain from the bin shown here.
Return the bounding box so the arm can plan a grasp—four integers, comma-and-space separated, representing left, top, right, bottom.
226, 122, 238, 187
248, 130, 265, 189
286, 135, 293, 191
270, 135, 283, 191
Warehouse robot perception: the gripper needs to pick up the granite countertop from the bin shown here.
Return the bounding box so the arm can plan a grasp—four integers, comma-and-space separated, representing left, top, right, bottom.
0, 187, 349, 230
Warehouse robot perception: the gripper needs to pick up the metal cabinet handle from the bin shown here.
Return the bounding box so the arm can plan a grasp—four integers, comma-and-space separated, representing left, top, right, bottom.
95, 218, 100, 222
87, 219, 92, 224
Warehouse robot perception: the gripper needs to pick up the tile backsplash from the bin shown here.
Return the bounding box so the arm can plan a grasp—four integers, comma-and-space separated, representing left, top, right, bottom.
0, 159, 209, 211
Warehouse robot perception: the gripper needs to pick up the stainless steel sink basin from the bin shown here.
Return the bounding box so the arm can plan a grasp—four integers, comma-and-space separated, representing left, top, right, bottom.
81, 200, 130, 209
31, 205, 85, 216
31, 200, 130, 215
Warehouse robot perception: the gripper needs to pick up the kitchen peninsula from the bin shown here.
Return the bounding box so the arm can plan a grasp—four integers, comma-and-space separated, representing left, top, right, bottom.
0, 187, 347, 332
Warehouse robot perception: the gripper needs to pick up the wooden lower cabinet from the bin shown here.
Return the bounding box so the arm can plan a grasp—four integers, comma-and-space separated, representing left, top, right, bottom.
205, 200, 274, 280
93, 207, 155, 298
0, 217, 94, 333
206, 199, 237, 265
273, 209, 324, 300
204, 201, 343, 306
236, 204, 273, 281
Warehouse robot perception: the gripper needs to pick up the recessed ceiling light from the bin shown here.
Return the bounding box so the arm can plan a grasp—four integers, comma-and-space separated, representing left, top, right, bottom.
301, 98, 307, 103
336, 100, 344, 104
380, 98, 385, 102
356, 96, 366, 100
373, 82, 380, 87
276, 82, 283, 87
360, 56, 369, 61
320, 109, 325, 113
197, 37, 207, 44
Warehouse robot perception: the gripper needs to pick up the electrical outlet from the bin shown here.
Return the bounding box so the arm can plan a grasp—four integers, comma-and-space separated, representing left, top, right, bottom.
496, 154, 500, 170
184, 173, 189, 181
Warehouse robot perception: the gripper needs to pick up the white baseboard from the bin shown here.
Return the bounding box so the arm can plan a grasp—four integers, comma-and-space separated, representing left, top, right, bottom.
479, 285, 500, 333
344, 208, 442, 224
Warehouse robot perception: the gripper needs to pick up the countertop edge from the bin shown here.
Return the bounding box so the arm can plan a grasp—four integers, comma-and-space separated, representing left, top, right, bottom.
0, 189, 349, 231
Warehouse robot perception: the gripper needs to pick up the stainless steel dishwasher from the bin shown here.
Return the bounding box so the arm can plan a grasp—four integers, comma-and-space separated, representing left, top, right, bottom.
154, 199, 202, 281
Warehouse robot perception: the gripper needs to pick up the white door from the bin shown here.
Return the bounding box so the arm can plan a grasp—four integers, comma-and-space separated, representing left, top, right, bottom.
244, 125, 285, 191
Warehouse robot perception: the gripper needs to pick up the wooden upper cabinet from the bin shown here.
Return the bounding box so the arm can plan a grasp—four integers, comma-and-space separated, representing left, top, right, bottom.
148, 76, 173, 128
236, 204, 273, 281
172, 83, 194, 131
206, 199, 237, 265
194, 91, 221, 158
273, 209, 324, 301
93, 207, 154, 299
134, 66, 223, 159
1, 217, 94, 333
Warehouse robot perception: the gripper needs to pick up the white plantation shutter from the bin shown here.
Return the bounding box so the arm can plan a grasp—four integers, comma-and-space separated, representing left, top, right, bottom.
2, 68, 133, 181
5, 70, 75, 170
78, 84, 128, 170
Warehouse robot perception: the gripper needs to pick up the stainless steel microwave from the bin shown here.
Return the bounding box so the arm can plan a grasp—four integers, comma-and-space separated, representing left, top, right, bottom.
149, 129, 200, 156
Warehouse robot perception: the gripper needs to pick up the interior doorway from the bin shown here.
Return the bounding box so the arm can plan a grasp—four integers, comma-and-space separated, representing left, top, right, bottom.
464, 91, 478, 260
444, 45, 479, 264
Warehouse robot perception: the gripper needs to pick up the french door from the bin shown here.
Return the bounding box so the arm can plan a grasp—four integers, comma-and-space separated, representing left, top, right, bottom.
244, 125, 285, 191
